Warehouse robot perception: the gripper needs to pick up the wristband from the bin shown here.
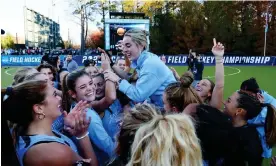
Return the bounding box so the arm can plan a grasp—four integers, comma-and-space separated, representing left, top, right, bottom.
215, 58, 223, 64
76, 132, 89, 140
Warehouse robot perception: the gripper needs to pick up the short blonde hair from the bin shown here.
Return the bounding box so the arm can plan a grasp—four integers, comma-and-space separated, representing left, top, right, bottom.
127, 112, 203, 166
124, 29, 149, 50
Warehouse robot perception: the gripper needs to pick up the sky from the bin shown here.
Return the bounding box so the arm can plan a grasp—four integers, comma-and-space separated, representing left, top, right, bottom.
0, 0, 99, 45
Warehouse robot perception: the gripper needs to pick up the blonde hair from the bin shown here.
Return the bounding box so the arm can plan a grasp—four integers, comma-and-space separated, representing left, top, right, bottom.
115, 103, 161, 164
165, 71, 203, 112
127, 112, 203, 166
124, 29, 149, 50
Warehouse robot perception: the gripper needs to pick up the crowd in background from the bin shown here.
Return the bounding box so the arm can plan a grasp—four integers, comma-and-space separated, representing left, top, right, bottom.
0, 48, 101, 56
2, 29, 276, 166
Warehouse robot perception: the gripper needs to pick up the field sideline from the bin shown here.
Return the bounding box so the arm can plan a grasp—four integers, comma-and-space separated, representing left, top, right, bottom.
1, 65, 276, 165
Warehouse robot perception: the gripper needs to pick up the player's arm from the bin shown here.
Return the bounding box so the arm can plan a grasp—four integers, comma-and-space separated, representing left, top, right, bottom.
210, 38, 225, 110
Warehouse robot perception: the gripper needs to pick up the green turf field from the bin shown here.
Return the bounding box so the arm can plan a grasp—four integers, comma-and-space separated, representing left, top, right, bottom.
1, 66, 276, 165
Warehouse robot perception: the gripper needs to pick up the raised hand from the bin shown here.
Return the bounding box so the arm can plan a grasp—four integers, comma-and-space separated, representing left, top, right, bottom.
212, 38, 224, 63
63, 100, 89, 135
73, 108, 91, 138
257, 93, 264, 104
170, 67, 180, 80
101, 53, 111, 71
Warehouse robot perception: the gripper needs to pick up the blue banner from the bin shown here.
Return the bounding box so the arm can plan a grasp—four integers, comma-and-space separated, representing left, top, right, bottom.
1, 55, 276, 67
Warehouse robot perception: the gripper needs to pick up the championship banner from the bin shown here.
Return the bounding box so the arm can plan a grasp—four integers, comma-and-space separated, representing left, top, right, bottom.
1, 55, 276, 67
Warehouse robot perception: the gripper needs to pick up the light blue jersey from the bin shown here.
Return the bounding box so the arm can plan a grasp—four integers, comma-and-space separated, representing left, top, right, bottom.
17, 130, 78, 166
102, 99, 123, 141
248, 90, 276, 158
119, 51, 176, 108
71, 103, 116, 166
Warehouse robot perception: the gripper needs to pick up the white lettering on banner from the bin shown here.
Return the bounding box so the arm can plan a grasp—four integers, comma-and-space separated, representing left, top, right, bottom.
182, 57, 187, 63
202, 57, 207, 63
24, 57, 41, 62
250, 57, 255, 63
229, 57, 235, 63
206, 57, 210, 63
82, 55, 115, 63
174, 56, 179, 63
224, 57, 229, 63
264, 57, 270, 63
211, 57, 215, 63
167, 56, 172, 63
255, 57, 261, 63
9, 57, 24, 63
235, 57, 239, 63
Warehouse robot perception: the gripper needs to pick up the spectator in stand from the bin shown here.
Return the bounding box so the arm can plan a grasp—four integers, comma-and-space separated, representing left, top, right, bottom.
63, 51, 79, 73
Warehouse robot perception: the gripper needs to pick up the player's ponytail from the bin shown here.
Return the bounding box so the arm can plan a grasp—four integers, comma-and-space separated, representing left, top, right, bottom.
263, 103, 276, 147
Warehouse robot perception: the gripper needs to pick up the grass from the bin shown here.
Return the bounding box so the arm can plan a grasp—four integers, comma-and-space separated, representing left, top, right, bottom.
1, 65, 276, 165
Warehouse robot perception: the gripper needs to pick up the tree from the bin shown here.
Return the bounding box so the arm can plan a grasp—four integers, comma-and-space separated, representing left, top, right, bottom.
64, 40, 73, 49
169, 1, 205, 54
86, 28, 104, 48
56, 36, 65, 48
1, 33, 15, 49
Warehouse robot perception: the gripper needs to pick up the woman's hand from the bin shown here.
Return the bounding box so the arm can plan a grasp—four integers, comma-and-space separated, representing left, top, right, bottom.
170, 67, 180, 81
103, 70, 121, 83
257, 93, 265, 103
73, 109, 91, 138
63, 101, 91, 136
212, 38, 225, 64
100, 53, 111, 71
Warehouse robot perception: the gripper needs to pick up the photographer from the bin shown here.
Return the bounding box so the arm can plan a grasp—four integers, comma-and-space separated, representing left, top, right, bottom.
187, 49, 196, 71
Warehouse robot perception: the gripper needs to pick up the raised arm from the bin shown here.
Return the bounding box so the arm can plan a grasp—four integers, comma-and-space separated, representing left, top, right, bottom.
210, 38, 225, 109
91, 54, 116, 111
105, 69, 165, 102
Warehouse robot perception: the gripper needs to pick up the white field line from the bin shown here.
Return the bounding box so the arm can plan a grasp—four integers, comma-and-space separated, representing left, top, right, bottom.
5, 68, 16, 76
204, 66, 241, 79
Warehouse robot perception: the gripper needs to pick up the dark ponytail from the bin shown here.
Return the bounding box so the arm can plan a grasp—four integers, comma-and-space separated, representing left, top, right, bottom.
2, 80, 48, 146
264, 104, 276, 147
237, 91, 276, 147
1, 89, 20, 166
61, 73, 71, 112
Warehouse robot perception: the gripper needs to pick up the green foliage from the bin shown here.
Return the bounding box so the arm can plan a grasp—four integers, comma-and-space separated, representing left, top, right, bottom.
70, 0, 276, 55
1, 33, 15, 49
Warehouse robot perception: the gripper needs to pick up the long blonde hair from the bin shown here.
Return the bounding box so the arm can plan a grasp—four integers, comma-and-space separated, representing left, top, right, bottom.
127, 112, 202, 166
115, 103, 161, 164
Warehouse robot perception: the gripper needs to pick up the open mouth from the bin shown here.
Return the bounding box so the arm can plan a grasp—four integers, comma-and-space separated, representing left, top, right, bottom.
86, 92, 94, 97
195, 86, 203, 92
